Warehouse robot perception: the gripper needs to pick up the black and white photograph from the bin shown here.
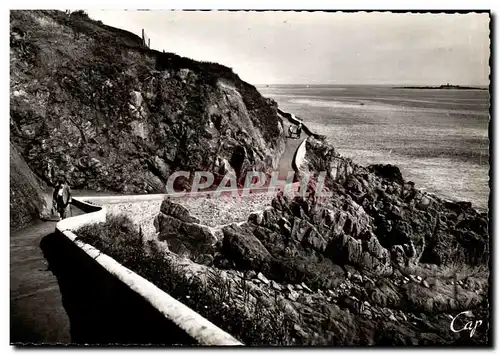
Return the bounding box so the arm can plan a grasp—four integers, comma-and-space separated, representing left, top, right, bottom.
9, 7, 491, 347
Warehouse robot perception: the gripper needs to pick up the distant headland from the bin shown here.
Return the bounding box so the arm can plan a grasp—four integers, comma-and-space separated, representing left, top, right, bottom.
395, 83, 488, 90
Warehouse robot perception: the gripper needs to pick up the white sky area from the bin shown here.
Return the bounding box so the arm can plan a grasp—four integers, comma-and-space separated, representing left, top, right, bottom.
86, 11, 489, 85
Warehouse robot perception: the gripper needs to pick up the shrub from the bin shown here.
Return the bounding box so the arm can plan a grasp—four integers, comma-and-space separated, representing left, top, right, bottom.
71, 10, 89, 18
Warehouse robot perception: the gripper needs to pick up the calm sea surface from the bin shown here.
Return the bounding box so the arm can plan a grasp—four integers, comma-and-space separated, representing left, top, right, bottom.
258, 85, 490, 211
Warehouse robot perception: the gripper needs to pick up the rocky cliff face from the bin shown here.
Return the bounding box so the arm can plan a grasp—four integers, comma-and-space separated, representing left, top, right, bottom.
10, 10, 286, 193
10, 143, 48, 231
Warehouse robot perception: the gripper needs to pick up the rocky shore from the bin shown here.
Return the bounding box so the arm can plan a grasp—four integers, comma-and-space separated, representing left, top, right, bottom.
80, 133, 490, 345
129, 137, 489, 345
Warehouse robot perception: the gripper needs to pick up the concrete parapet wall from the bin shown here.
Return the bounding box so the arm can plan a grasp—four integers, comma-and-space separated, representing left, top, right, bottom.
46, 197, 242, 345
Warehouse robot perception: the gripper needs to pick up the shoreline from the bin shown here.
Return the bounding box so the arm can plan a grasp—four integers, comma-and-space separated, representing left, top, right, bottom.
280, 113, 488, 213
394, 85, 488, 90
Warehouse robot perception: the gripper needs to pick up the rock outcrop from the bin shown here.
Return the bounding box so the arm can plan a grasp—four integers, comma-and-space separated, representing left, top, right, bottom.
150, 156, 489, 344
10, 10, 286, 193
10, 142, 48, 231
153, 199, 218, 260
155, 135, 488, 283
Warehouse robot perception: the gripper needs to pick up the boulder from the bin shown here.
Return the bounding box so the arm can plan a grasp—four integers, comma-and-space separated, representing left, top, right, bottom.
160, 199, 200, 223
288, 290, 300, 301
154, 200, 217, 260
367, 164, 404, 185
221, 223, 273, 272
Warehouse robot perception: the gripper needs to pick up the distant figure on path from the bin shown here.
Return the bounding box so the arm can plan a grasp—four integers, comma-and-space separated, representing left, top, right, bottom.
52, 176, 72, 220
288, 122, 303, 139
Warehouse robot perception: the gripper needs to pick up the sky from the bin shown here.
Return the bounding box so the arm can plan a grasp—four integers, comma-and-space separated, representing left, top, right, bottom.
85, 10, 490, 86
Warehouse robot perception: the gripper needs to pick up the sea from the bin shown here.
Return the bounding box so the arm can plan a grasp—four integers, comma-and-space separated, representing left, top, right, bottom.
257, 85, 490, 212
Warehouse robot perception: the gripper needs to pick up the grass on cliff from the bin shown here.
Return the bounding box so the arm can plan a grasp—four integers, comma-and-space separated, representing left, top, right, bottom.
75, 214, 296, 345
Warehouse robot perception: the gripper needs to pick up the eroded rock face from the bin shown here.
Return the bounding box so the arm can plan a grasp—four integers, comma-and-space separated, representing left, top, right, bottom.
10, 142, 48, 231
10, 10, 286, 193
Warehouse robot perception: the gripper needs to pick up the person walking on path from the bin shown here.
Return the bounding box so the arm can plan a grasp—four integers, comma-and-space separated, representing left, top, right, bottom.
297, 122, 303, 136
52, 176, 72, 220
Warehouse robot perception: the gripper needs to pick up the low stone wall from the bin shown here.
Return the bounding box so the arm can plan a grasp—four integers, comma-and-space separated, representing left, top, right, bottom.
45, 197, 242, 345
292, 138, 307, 172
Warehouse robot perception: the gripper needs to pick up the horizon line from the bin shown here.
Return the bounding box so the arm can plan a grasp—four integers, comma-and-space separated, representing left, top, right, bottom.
254, 83, 490, 87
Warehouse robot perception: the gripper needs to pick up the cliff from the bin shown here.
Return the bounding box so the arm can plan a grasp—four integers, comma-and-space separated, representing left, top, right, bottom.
10, 10, 286, 193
